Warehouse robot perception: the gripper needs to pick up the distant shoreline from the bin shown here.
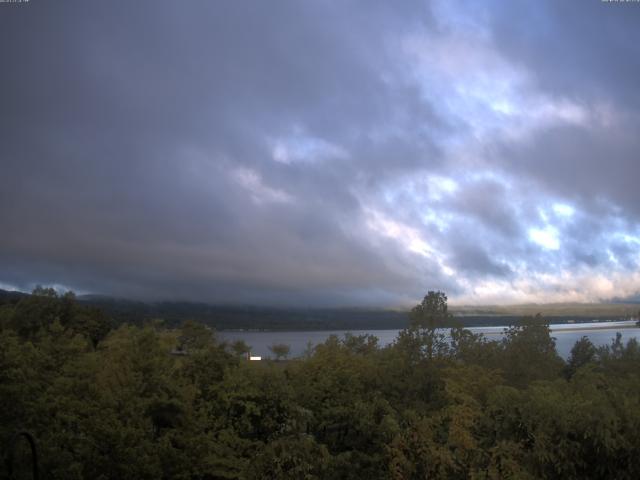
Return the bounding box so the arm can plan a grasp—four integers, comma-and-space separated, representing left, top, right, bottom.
220, 320, 639, 334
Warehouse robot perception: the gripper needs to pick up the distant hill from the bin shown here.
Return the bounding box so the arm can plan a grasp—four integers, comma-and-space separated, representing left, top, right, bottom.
450, 302, 640, 319
76, 296, 411, 331
2, 289, 637, 331
0, 288, 29, 303
71, 296, 640, 330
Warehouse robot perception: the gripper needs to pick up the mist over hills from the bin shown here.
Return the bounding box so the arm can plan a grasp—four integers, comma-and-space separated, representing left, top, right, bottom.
2, 288, 637, 331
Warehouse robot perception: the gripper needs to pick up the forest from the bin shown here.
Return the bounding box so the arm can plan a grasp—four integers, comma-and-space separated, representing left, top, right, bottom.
2, 289, 640, 479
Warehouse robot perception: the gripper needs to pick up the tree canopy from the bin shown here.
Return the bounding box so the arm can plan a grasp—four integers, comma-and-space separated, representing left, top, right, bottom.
1, 289, 640, 479
409, 290, 453, 329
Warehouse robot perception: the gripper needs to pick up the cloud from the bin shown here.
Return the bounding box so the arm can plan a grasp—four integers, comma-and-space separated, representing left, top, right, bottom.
0, 0, 639, 306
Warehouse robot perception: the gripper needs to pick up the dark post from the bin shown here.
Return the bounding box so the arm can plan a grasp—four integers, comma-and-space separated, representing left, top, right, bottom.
5, 431, 39, 480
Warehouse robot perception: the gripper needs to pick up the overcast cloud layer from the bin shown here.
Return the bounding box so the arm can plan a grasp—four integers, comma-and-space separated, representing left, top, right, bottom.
1, 0, 640, 306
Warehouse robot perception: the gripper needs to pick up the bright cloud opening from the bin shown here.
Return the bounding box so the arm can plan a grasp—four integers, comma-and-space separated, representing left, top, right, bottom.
529, 226, 560, 250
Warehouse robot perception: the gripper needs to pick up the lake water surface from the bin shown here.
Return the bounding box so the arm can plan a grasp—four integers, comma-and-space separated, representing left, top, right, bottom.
219, 320, 640, 359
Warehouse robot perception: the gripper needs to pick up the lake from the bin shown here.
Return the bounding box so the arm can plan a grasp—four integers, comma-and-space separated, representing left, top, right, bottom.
219, 320, 640, 359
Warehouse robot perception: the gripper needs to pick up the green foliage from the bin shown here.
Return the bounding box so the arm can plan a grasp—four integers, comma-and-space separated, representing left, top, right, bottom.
2, 287, 112, 347
178, 319, 216, 352
409, 290, 452, 329
499, 315, 565, 387
230, 339, 252, 357
268, 343, 291, 360
244, 435, 329, 479
565, 336, 597, 378
1, 289, 640, 478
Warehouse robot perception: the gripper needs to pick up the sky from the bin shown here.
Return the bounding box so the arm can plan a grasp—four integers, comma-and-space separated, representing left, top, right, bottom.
1, 0, 640, 307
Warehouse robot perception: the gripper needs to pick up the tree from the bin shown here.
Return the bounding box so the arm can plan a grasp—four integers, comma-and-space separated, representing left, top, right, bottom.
67, 306, 112, 348
32, 285, 58, 298
302, 341, 315, 359
565, 336, 597, 378
269, 343, 291, 361
500, 315, 564, 387
342, 333, 378, 355
178, 320, 215, 352
244, 435, 329, 479
230, 339, 252, 357
401, 291, 453, 361
409, 290, 452, 329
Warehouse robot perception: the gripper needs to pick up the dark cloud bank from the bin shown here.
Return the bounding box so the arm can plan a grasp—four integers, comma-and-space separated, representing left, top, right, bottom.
1, 0, 639, 306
